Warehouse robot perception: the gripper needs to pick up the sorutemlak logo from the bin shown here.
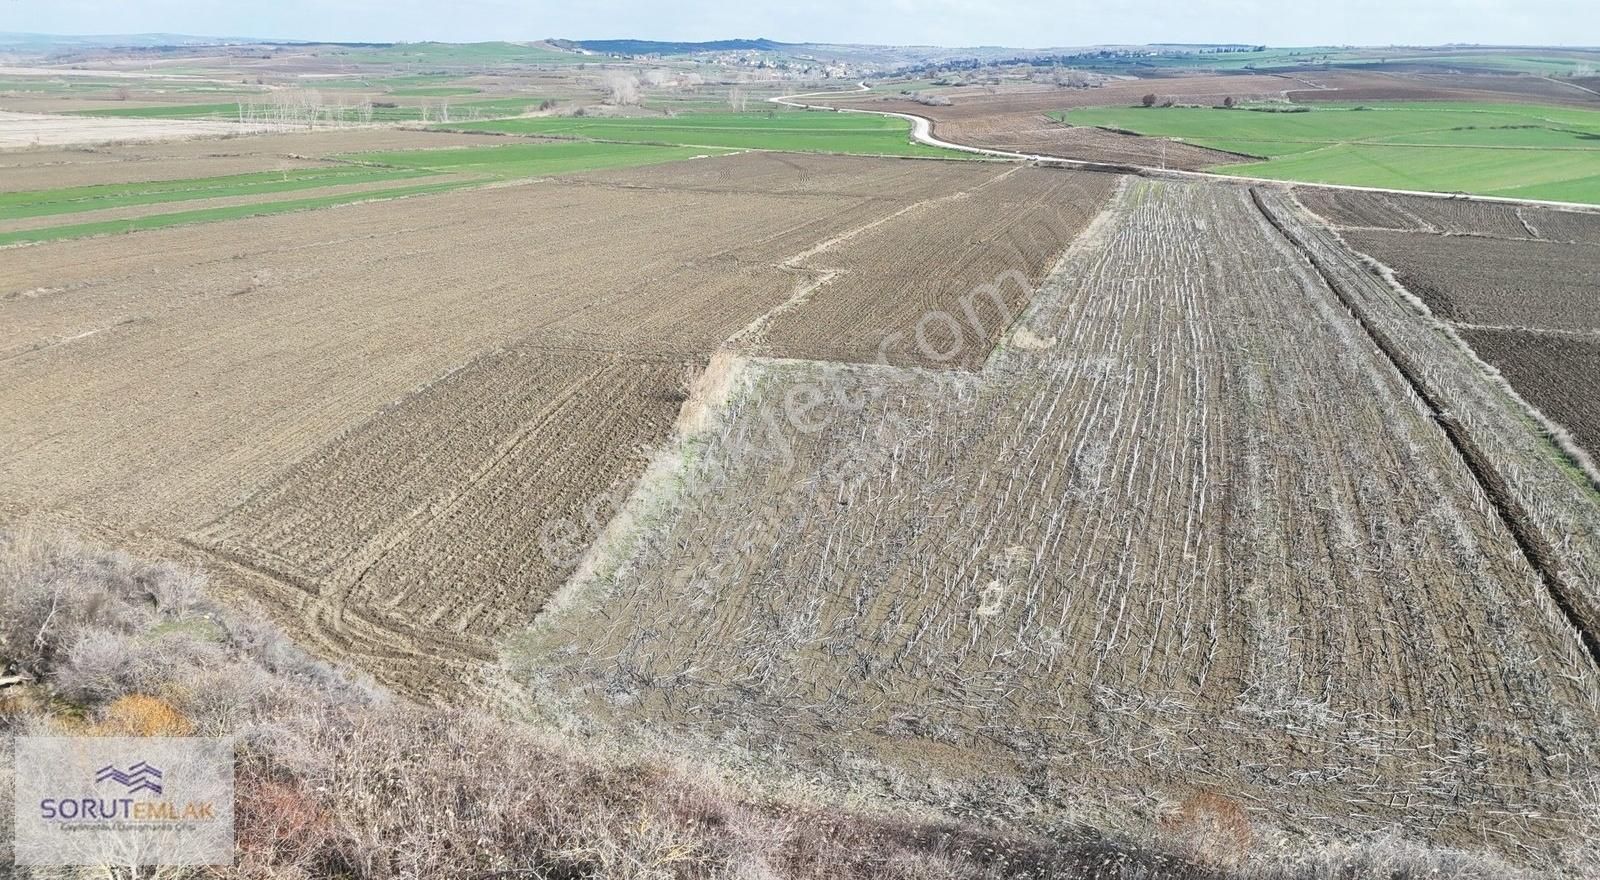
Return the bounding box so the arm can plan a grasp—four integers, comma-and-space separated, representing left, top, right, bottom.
13, 736, 234, 866
95, 761, 164, 796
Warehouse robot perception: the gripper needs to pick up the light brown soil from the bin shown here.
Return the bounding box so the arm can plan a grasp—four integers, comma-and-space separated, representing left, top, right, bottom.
761, 165, 1119, 367
517, 180, 1600, 869
0, 109, 288, 149
0, 151, 1111, 697
943, 120, 1244, 168
0, 128, 523, 190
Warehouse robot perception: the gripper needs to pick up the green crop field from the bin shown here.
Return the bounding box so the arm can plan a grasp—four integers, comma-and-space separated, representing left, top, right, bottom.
387, 86, 482, 97
442, 110, 959, 157
0, 166, 434, 221
349, 141, 737, 178
1063, 102, 1600, 202
0, 180, 477, 247
73, 94, 547, 123
1, 139, 737, 246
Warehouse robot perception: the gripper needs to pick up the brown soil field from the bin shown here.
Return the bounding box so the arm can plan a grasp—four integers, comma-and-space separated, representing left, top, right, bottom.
818, 76, 1288, 168
1341, 230, 1600, 331
1298, 186, 1600, 242
571, 151, 1007, 198
944, 119, 1242, 168
193, 348, 686, 671
1296, 187, 1535, 237
0, 128, 519, 190
828, 75, 1292, 120
1307, 189, 1600, 507
760, 165, 1118, 368
0, 150, 1115, 695
1282, 70, 1600, 107
516, 179, 1600, 871
1462, 328, 1600, 464
1516, 204, 1600, 244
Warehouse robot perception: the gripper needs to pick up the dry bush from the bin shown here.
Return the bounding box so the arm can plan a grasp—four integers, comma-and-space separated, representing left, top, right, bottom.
0, 530, 1533, 879
94, 693, 195, 736
1161, 792, 1253, 868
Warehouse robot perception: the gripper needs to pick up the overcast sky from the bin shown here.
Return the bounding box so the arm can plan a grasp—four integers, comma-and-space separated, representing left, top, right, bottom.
3, 0, 1595, 48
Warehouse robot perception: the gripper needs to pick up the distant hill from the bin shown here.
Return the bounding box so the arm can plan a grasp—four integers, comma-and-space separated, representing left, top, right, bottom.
0, 32, 263, 50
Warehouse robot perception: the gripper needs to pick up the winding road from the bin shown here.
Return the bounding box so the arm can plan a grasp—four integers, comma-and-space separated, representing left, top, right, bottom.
771, 83, 1600, 211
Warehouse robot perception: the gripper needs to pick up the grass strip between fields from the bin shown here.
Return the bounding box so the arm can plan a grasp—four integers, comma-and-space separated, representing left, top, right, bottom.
0, 179, 477, 246
0, 140, 748, 245
0, 166, 438, 220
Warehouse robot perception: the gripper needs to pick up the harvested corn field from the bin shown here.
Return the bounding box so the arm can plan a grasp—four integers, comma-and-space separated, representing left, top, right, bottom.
512, 179, 1600, 873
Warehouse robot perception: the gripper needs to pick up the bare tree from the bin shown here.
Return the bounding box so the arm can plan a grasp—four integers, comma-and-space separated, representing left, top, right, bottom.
728, 87, 748, 112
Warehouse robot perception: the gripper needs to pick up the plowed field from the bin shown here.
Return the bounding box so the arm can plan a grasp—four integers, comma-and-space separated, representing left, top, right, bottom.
0, 150, 1114, 695
515, 180, 1600, 871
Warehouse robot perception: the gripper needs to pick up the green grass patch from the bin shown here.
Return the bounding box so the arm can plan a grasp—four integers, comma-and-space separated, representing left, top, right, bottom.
389, 86, 481, 97
2, 139, 743, 245
441, 109, 957, 157
1221, 145, 1600, 202
348, 140, 737, 179
0, 179, 478, 247
75, 94, 546, 123
0, 166, 435, 221
1062, 101, 1600, 202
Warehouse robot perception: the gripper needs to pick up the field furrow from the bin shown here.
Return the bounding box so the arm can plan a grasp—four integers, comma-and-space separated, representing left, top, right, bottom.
513, 179, 1600, 867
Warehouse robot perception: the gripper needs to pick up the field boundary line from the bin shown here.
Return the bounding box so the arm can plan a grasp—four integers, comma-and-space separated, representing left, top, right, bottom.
1448, 321, 1600, 339
981, 175, 1132, 374
726, 163, 1021, 352
1251, 187, 1600, 668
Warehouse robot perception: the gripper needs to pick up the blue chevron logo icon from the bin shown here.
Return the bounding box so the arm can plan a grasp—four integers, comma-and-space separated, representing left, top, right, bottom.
94, 761, 164, 796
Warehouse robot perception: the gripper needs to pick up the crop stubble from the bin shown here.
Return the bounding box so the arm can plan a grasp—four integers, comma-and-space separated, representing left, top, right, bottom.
517, 179, 1600, 868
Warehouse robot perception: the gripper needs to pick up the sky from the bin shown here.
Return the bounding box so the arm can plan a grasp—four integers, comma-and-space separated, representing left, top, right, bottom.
2, 0, 1595, 48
